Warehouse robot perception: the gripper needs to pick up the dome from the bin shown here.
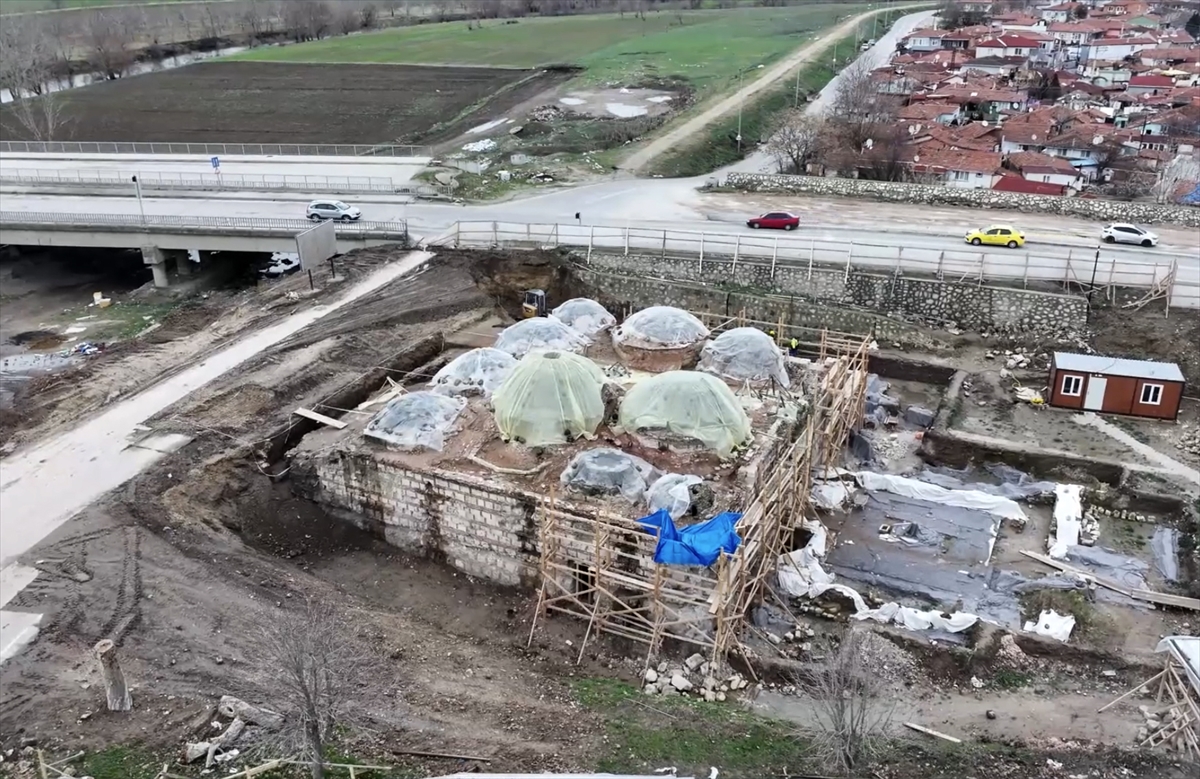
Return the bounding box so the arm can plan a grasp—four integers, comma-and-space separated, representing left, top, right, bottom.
618, 371, 752, 457
494, 316, 588, 359
552, 298, 616, 338
428, 347, 517, 399
492, 351, 607, 446
560, 447, 660, 502
364, 391, 465, 451
699, 327, 790, 388
612, 306, 709, 349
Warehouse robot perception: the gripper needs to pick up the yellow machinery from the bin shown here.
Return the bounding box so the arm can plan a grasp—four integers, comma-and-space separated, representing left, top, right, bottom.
522, 289, 547, 318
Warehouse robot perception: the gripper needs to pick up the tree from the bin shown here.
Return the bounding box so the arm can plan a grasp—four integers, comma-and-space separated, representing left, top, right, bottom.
252, 599, 370, 779
797, 631, 895, 775
766, 110, 825, 174
1153, 154, 1200, 204
826, 57, 897, 153
84, 11, 136, 80
1187, 12, 1200, 42
0, 19, 73, 141
1073, 4, 1088, 19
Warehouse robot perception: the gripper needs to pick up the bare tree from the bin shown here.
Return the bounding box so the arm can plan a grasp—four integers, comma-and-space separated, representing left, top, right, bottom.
360, 3, 379, 28
252, 599, 370, 779
766, 110, 824, 174
826, 57, 896, 153
0, 18, 73, 141
1153, 153, 1200, 204
796, 631, 895, 775
84, 11, 136, 80
284, 0, 333, 42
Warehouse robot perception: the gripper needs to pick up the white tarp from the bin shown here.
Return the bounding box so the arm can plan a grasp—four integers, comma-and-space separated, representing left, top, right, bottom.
777, 519, 979, 635
1023, 609, 1076, 642
1048, 484, 1084, 560
812, 481, 856, 510
854, 472, 1029, 524
1156, 636, 1200, 695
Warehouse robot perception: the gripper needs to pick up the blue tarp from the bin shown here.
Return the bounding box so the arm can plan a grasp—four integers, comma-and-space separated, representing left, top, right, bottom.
1179, 182, 1200, 205
637, 509, 742, 566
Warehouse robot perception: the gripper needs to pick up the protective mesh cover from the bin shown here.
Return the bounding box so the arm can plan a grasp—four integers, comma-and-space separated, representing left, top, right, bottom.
647, 473, 703, 519
492, 351, 607, 446
612, 306, 709, 348
364, 391, 466, 451
429, 347, 517, 399
552, 298, 616, 338
560, 447, 660, 502
494, 317, 588, 359
699, 327, 790, 388
618, 371, 752, 457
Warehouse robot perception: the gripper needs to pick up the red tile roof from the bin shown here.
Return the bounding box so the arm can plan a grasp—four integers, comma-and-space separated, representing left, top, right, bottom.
1007, 151, 1079, 176
907, 149, 1003, 174
1129, 75, 1177, 87
977, 35, 1043, 49
993, 177, 1067, 196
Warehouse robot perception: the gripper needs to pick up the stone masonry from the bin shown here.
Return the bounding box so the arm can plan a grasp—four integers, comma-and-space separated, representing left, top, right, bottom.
585, 252, 1088, 336
724, 173, 1200, 228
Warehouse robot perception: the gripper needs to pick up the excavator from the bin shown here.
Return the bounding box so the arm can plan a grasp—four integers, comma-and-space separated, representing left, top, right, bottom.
521, 289, 547, 319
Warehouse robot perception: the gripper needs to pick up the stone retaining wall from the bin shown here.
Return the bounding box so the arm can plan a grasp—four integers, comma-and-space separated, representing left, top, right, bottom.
725, 173, 1200, 228
585, 252, 1088, 336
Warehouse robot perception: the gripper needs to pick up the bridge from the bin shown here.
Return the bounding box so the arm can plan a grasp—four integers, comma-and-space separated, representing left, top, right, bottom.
0, 212, 410, 287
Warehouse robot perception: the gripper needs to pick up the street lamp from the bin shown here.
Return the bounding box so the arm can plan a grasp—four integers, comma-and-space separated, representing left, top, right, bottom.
131, 175, 146, 224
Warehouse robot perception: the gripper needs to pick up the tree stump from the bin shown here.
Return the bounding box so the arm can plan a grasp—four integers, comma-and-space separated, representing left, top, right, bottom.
94, 639, 132, 712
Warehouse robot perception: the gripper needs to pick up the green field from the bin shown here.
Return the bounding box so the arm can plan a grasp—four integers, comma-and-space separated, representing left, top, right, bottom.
235, 4, 874, 97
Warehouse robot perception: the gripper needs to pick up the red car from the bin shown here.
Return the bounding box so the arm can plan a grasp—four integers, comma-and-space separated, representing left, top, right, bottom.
746, 211, 800, 231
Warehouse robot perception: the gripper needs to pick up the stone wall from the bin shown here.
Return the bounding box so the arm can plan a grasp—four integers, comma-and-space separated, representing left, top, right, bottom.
725, 173, 1200, 228
584, 252, 1088, 336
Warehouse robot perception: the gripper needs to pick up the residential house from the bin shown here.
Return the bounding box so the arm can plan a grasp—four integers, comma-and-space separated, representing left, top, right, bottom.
1126, 73, 1177, 95
960, 55, 1029, 76
905, 149, 1003, 188
897, 102, 964, 125
1095, 0, 1151, 17
1005, 150, 1084, 188
940, 31, 976, 50
1041, 2, 1081, 23
922, 85, 1029, 120
1128, 105, 1200, 142
992, 174, 1069, 195
1081, 35, 1158, 62
1048, 20, 1107, 49
903, 28, 946, 52
1040, 127, 1116, 179
1079, 60, 1133, 85
996, 13, 1049, 33
976, 35, 1043, 58
1000, 123, 1056, 153
1140, 47, 1200, 67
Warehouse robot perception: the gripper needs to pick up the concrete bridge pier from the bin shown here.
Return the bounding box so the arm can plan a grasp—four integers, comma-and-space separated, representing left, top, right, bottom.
141, 245, 169, 288
171, 249, 192, 277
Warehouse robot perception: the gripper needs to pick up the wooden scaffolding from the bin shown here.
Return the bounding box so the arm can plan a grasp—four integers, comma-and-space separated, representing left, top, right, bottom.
526, 329, 872, 669
1100, 637, 1200, 760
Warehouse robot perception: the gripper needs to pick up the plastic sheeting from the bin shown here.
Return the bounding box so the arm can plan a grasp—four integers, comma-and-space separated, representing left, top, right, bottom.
1048, 484, 1083, 559
1023, 609, 1076, 642
637, 508, 741, 566
917, 464, 1056, 501
646, 473, 703, 519
698, 327, 789, 388
1156, 636, 1200, 695
492, 351, 607, 446
560, 447, 659, 502
619, 371, 752, 458
552, 298, 616, 338
429, 347, 517, 399
612, 306, 709, 348
364, 391, 466, 451
855, 472, 1029, 524
494, 317, 588, 359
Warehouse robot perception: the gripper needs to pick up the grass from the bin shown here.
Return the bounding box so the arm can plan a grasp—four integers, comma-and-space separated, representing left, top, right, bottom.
234, 4, 874, 99
991, 668, 1033, 690
574, 677, 811, 778
1018, 589, 1114, 644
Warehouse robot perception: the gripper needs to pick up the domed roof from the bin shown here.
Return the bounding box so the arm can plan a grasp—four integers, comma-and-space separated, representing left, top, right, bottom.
428, 347, 517, 399
364, 391, 466, 451
699, 327, 789, 388
492, 351, 607, 446
552, 298, 616, 338
618, 371, 752, 457
494, 316, 588, 359
612, 306, 709, 349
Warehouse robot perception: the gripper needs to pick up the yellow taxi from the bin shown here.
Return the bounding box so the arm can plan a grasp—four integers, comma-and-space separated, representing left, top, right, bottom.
964, 224, 1026, 248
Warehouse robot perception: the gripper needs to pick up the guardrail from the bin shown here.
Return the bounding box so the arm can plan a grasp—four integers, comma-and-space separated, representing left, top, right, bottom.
0, 141, 431, 158
433, 221, 1199, 309
0, 169, 437, 196
0, 211, 409, 239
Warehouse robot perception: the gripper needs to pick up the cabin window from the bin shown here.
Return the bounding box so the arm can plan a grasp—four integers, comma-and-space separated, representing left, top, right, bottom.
1140, 383, 1163, 406
1061, 375, 1083, 397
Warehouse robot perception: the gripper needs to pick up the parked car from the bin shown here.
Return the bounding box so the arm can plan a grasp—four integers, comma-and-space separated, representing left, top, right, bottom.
306, 199, 361, 222
964, 224, 1025, 248
260, 252, 301, 278
1101, 223, 1158, 247
747, 212, 800, 231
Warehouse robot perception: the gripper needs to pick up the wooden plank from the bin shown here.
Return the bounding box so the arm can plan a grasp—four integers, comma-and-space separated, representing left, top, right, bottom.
293, 407, 347, 429
1131, 589, 1200, 611
904, 722, 962, 744
1019, 550, 1133, 597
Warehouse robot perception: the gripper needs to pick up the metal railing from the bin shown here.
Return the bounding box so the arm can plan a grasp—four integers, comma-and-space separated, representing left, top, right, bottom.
434, 221, 1199, 309
0, 168, 437, 196
0, 141, 432, 158
0, 211, 408, 239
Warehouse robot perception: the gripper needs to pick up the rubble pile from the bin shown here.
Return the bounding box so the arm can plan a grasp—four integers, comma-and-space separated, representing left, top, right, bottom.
641, 652, 750, 702
1176, 425, 1200, 457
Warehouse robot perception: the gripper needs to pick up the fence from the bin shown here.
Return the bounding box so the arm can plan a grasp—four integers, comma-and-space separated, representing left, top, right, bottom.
0, 141, 431, 158
432, 221, 1198, 310
0, 168, 437, 196
0, 211, 409, 239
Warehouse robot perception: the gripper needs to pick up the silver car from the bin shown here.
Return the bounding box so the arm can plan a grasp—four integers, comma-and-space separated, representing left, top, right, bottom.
1101, 223, 1158, 247
306, 199, 361, 222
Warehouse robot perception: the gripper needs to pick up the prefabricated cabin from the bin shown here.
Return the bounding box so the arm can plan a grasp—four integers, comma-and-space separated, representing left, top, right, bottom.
1048, 352, 1185, 420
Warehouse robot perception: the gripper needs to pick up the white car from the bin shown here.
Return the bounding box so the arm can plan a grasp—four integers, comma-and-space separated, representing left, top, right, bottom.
1101, 223, 1158, 247
306, 199, 361, 222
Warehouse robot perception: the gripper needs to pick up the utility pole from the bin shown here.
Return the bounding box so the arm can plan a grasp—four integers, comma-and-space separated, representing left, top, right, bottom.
794, 65, 801, 108
736, 69, 744, 153
131, 175, 146, 224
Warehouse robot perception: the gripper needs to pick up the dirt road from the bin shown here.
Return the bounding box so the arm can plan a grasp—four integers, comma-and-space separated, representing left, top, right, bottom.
620, 5, 928, 172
